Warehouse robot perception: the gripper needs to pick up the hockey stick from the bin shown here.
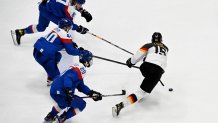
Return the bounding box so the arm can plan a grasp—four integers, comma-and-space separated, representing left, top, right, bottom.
81, 90, 126, 99
93, 55, 165, 86
88, 32, 134, 55
93, 55, 139, 69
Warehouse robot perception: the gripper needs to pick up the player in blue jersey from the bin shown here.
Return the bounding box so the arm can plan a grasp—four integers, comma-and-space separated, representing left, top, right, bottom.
33, 18, 91, 86
12, 0, 92, 45
44, 52, 102, 123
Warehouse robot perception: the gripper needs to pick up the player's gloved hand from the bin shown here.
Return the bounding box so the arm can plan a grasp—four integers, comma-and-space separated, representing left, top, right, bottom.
81, 9, 92, 22
65, 87, 73, 102
88, 90, 102, 101
76, 25, 89, 34
72, 42, 78, 48
78, 47, 84, 50
126, 58, 135, 68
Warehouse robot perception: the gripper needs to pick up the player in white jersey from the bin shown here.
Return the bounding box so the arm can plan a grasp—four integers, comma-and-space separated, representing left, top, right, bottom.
112, 32, 169, 117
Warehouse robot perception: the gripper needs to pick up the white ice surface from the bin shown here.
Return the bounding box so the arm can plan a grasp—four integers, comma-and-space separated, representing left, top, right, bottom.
1, 0, 218, 123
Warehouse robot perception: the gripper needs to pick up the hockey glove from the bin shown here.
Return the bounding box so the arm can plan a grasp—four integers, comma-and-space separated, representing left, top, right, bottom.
72, 42, 78, 48
78, 47, 84, 50
88, 90, 102, 101
65, 87, 73, 103
81, 9, 92, 22
126, 58, 135, 68
76, 25, 89, 34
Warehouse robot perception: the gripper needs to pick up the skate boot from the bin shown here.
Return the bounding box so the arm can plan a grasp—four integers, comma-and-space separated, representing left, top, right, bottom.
57, 111, 67, 123
112, 102, 124, 117
44, 112, 56, 123
47, 76, 53, 86
15, 29, 25, 45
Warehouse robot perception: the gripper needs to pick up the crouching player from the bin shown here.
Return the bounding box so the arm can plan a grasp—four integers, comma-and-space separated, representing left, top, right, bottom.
44, 51, 102, 123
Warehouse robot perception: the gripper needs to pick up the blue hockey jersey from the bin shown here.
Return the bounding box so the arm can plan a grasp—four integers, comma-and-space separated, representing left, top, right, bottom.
50, 63, 91, 96
34, 27, 81, 59
46, 0, 79, 30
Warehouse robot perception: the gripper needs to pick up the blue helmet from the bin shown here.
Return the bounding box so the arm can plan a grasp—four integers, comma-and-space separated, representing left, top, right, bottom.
74, 0, 86, 5
58, 18, 72, 29
79, 50, 93, 67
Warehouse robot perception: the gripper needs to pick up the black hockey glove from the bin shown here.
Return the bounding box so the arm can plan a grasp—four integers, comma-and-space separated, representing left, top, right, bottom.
76, 25, 89, 34
78, 47, 84, 50
72, 42, 78, 48
65, 87, 73, 103
81, 9, 92, 22
126, 58, 134, 68
88, 90, 102, 101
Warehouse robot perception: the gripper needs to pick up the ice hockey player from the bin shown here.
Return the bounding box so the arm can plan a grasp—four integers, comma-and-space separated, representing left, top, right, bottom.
112, 32, 169, 117
33, 18, 91, 86
13, 0, 92, 45
44, 52, 102, 123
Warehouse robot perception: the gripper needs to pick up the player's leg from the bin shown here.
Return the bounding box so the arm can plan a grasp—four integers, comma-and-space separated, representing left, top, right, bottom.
59, 97, 86, 122
44, 94, 67, 122
33, 49, 60, 85
112, 62, 160, 117
42, 59, 60, 86
14, 3, 50, 45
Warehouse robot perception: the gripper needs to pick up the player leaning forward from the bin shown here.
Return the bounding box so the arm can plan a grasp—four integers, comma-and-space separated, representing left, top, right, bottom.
33, 18, 91, 86
44, 52, 102, 123
112, 32, 169, 117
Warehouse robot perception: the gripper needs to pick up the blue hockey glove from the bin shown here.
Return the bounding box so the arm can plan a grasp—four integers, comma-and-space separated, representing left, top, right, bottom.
88, 90, 102, 101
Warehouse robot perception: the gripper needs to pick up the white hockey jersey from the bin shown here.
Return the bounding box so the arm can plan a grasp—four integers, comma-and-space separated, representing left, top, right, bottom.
130, 42, 169, 70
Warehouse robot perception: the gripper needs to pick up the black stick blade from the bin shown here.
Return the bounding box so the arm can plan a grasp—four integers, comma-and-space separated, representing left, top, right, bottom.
122, 90, 126, 95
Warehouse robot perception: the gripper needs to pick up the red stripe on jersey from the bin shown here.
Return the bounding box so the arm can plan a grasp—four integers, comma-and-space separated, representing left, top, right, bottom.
71, 66, 83, 80
139, 47, 148, 52
60, 38, 72, 43
51, 30, 72, 43
65, 5, 73, 20
30, 25, 34, 33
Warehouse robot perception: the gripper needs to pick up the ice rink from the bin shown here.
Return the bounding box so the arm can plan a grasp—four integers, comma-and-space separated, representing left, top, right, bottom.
1, 0, 218, 122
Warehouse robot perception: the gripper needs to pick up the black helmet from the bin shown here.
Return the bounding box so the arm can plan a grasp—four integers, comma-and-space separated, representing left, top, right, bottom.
152, 32, 162, 43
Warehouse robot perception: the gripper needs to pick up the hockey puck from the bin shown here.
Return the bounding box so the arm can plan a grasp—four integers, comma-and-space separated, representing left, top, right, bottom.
169, 88, 173, 92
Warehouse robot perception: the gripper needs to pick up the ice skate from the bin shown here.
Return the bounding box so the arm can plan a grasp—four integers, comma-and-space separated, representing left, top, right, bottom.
57, 111, 67, 123
10, 29, 25, 45
43, 112, 57, 123
47, 76, 53, 86
112, 102, 124, 117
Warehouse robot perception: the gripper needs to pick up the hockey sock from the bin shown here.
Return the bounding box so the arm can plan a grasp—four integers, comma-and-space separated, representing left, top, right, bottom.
66, 108, 81, 120
50, 105, 61, 117
122, 88, 148, 107
25, 25, 38, 34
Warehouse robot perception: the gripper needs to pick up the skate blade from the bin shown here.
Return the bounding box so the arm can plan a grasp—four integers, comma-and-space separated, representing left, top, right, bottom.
112, 107, 118, 117
10, 30, 18, 46
47, 81, 53, 86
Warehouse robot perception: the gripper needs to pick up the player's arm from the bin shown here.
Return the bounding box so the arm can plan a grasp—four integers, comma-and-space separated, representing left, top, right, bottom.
63, 42, 82, 56
63, 74, 74, 89
77, 81, 102, 101
126, 43, 152, 68
77, 81, 91, 95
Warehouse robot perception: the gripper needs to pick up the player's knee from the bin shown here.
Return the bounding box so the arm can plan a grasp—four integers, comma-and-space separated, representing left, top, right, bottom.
55, 52, 62, 63
71, 98, 86, 111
